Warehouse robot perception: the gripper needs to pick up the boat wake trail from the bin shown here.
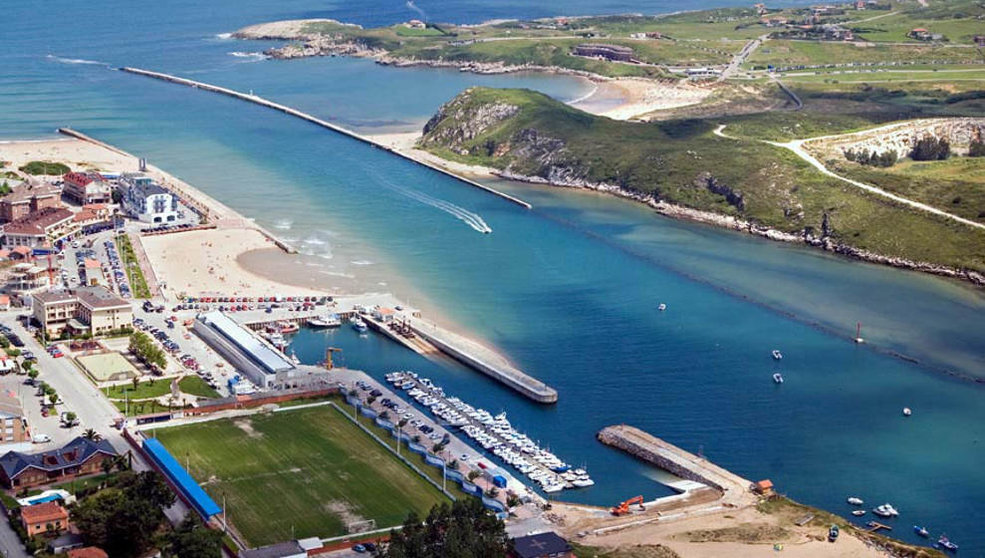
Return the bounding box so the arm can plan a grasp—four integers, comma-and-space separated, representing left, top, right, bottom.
370, 171, 492, 234
45, 54, 109, 66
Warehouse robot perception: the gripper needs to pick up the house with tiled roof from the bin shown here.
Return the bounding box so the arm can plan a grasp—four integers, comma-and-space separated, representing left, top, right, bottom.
1, 207, 75, 249
0, 183, 61, 223
20, 501, 69, 536
0, 436, 118, 489
67, 547, 109, 558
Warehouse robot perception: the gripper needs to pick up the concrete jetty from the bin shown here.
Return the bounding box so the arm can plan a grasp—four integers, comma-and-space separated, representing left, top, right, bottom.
119, 67, 533, 210
409, 318, 558, 404
597, 425, 752, 496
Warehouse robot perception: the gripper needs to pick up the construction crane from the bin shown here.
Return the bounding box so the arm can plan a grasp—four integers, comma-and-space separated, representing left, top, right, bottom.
611, 496, 646, 516
324, 347, 343, 370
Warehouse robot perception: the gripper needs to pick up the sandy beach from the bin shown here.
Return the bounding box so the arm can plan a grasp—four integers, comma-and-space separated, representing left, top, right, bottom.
571, 78, 712, 121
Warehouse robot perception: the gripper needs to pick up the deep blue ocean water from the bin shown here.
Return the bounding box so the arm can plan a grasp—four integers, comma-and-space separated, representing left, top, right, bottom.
4, 0, 985, 551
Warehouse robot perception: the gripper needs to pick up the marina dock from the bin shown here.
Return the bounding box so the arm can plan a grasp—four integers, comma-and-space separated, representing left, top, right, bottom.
597, 425, 752, 498
119, 67, 533, 210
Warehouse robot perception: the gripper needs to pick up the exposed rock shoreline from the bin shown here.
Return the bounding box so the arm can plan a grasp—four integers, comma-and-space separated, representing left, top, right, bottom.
494, 167, 985, 288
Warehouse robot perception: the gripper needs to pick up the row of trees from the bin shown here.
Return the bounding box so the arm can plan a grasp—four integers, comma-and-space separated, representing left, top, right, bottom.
843, 148, 898, 167
129, 331, 167, 370
374, 499, 511, 558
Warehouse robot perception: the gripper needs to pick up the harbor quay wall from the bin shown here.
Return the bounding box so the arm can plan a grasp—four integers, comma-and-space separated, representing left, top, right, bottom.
119, 67, 533, 210
598, 425, 753, 494
410, 324, 558, 404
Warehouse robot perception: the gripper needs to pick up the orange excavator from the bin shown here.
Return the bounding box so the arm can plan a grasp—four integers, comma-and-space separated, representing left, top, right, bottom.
611, 496, 646, 516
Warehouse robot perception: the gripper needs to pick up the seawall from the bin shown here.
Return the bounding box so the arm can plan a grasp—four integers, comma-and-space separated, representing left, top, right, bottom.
597, 425, 752, 495
118, 66, 533, 210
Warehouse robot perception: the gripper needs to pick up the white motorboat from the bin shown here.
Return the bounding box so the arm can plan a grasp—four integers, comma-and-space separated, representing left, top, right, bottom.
658, 303, 667, 311
872, 503, 899, 517
771, 349, 783, 360
307, 314, 341, 328
852, 510, 866, 517
847, 497, 864, 506
902, 407, 912, 417
773, 372, 784, 384
351, 318, 368, 333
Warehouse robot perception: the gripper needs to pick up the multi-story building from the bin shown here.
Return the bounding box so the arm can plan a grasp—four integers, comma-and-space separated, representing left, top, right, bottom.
573, 44, 635, 62
0, 184, 62, 223
7, 262, 53, 295
121, 174, 178, 224
61, 172, 112, 205
32, 286, 132, 337
0, 393, 28, 444
1, 207, 75, 249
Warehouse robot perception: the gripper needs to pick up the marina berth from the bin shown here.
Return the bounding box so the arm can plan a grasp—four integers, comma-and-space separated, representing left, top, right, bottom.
384, 371, 590, 493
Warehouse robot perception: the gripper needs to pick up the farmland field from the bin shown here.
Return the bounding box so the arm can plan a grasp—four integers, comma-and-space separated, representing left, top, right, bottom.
152, 404, 448, 546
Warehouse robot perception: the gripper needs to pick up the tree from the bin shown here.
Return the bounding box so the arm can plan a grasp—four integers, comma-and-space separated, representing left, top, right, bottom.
48, 393, 59, 406
374, 499, 511, 558
910, 136, 951, 161
467, 470, 481, 482
27, 369, 38, 382
163, 514, 223, 558
82, 428, 101, 441
74, 471, 176, 558
132, 376, 140, 390
20, 360, 32, 374
969, 139, 985, 157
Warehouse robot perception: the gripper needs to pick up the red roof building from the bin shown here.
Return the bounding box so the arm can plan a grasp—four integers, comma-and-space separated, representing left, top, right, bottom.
20, 501, 69, 536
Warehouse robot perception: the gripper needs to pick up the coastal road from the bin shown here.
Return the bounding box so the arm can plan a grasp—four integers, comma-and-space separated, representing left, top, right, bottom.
719, 33, 768, 81
0, 517, 30, 558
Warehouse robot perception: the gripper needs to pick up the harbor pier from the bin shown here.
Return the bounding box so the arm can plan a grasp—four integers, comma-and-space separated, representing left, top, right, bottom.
119, 67, 533, 210
597, 425, 752, 498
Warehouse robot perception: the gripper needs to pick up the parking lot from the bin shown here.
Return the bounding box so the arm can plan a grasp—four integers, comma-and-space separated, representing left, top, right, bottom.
54, 230, 133, 298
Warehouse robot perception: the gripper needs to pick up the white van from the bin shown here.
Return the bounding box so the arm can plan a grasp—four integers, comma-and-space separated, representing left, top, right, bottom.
31, 434, 51, 444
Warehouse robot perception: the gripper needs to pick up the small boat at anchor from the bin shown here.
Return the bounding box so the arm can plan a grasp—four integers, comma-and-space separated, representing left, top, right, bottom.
902, 407, 912, 417
937, 535, 958, 552
772, 372, 784, 384
847, 497, 864, 506
772, 349, 783, 360
913, 526, 930, 538
852, 510, 866, 517
351, 318, 368, 333
658, 303, 667, 311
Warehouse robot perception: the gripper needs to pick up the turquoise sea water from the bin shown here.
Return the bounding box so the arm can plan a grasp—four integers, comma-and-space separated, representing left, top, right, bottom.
4, 0, 985, 551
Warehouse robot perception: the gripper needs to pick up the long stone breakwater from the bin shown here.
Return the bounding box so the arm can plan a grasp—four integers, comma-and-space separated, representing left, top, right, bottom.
119, 67, 533, 210
597, 425, 752, 496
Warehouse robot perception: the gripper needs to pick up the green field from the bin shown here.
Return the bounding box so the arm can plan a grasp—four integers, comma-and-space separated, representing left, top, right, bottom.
747, 40, 985, 69
152, 405, 449, 546
177, 375, 220, 398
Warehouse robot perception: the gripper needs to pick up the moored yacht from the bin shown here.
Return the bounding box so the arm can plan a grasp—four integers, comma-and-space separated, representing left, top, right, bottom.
771, 349, 783, 360
773, 372, 784, 384
351, 317, 368, 333
307, 314, 341, 328
872, 503, 899, 517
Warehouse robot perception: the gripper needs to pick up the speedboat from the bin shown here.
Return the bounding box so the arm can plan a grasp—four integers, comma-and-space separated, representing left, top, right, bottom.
913, 526, 929, 538
902, 407, 912, 417
771, 349, 783, 360
872, 503, 899, 517
937, 535, 958, 552
658, 303, 667, 311
773, 373, 784, 384
847, 497, 864, 506
352, 318, 368, 333
852, 510, 866, 517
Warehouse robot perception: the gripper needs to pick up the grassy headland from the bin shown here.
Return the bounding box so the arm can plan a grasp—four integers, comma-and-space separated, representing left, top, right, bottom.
416, 87, 985, 276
